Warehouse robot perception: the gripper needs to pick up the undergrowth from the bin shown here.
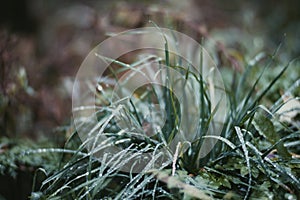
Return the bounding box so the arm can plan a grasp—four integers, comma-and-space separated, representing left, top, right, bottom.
2, 32, 299, 200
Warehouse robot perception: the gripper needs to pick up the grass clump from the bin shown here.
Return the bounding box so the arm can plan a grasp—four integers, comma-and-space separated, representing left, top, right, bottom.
22, 32, 300, 199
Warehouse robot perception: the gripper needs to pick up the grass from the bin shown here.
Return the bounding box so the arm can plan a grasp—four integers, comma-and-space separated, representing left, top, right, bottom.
1, 30, 299, 199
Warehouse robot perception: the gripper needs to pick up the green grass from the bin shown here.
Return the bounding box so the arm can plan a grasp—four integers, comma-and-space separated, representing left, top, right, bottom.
2, 32, 299, 199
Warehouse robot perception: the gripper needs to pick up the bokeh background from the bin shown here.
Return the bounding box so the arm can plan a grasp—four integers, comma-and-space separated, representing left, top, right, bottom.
1, 0, 299, 139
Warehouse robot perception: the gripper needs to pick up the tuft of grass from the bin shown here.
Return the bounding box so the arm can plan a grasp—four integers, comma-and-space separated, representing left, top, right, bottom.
25, 32, 300, 199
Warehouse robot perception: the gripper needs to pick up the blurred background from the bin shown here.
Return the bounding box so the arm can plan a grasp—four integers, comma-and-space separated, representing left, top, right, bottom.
1, 0, 299, 140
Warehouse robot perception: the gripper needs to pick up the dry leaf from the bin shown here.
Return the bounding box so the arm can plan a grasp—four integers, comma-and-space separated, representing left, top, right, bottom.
276, 95, 300, 123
